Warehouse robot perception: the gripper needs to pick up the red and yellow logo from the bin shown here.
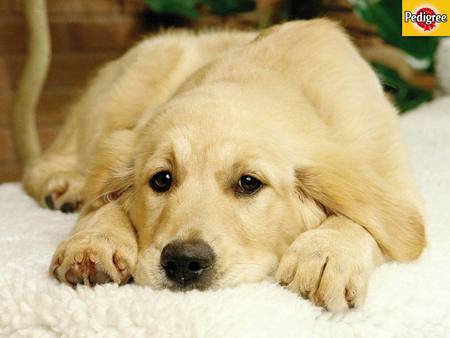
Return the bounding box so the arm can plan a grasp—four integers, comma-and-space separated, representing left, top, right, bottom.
402, 0, 450, 36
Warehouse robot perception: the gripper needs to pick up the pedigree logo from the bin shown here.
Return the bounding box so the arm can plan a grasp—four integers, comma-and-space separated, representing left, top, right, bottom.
402, 0, 450, 36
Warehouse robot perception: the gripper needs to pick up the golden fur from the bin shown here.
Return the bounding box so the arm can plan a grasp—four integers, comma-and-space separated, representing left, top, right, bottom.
23, 20, 426, 312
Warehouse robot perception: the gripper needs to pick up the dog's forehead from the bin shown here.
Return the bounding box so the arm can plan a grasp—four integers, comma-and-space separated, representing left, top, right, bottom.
166, 125, 247, 167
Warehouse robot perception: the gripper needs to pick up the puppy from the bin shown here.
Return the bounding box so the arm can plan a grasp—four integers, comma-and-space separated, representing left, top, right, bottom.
23, 20, 425, 312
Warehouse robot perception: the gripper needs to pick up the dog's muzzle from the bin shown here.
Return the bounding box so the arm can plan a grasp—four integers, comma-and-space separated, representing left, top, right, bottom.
160, 239, 215, 289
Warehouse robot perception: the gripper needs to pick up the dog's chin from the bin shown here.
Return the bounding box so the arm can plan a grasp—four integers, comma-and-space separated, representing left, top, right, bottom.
134, 265, 271, 291
133, 268, 218, 291
162, 279, 216, 292
135, 269, 275, 292
133, 247, 279, 291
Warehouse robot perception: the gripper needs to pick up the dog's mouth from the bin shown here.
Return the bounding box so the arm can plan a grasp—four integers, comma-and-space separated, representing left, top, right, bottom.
159, 239, 217, 291
162, 268, 217, 291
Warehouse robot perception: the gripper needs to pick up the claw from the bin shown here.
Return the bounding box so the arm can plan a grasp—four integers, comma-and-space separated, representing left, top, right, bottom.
113, 252, 126, 271
60, 202, 76, 213
45, 195, 55, 209
300, 290, 310, 300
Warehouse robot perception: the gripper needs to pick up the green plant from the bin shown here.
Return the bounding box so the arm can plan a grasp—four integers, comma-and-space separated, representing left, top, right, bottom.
144, 0, 256, 20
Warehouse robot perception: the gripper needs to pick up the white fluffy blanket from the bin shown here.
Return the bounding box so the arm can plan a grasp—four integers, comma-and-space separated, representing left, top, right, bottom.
1, 97, 450, 338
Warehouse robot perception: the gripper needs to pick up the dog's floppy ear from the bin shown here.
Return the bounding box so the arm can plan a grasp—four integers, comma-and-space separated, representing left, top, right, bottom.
84, 129, 135, 211
296, 144, 425, 262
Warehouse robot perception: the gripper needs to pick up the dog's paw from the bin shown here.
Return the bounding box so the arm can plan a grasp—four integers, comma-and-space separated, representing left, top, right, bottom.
276, 228, 376, 312
41, 171, 85, 213
50, 230, 137, 286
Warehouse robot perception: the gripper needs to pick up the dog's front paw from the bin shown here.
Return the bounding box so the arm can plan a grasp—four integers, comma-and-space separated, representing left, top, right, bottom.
276, 228, 377, 312
50, 230, 137, 286
42, 171, 85, 213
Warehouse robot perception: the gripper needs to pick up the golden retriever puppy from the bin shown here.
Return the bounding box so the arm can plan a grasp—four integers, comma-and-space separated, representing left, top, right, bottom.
23, 20, 426, 312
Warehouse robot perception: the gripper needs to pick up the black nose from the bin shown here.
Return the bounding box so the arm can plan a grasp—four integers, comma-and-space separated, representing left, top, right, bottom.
160, 240, 215, 287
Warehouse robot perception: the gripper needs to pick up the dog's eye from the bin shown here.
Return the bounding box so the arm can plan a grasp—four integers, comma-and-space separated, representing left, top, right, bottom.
236, 175, 262, 195
150, 171, 172, 192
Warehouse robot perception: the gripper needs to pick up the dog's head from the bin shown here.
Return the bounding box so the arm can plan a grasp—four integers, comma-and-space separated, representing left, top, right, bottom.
129, 85, 328, 290
87, 83, 328, 290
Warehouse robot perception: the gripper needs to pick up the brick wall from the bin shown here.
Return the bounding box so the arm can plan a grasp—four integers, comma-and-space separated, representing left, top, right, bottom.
0, 0, 152, 182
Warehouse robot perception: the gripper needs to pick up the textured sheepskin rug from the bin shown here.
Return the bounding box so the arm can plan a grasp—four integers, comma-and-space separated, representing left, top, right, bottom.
1, 97, 450, 338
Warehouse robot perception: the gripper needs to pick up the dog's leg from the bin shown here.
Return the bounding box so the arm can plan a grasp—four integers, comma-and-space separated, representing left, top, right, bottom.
49, 127, 137, 286
22, 114, 86, 212
276, 215, 384, 312
49, 201, 138, 286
